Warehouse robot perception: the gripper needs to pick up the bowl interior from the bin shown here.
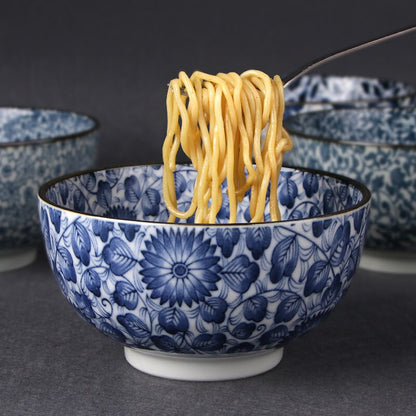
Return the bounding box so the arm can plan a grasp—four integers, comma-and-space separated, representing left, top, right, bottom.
284, 74, 416, 104
42, 165, 367, 224
0, 108, 96, 144
284, 107, 416, 146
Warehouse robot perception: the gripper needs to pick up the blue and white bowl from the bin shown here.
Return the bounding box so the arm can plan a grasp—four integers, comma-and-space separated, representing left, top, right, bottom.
284, 107, 416, 274
0, 107, 99, 272
38, 164, 370, 381
284, 74, 416, 118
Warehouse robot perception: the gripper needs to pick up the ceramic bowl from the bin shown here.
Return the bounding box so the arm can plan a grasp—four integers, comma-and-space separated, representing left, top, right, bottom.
38, 164, 370, 381
284, 107, 416, 274
284, 74, 416, 118
0, 107, 99, 272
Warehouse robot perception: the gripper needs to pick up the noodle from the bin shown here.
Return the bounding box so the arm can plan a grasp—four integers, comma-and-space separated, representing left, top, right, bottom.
162, 70, 293, 224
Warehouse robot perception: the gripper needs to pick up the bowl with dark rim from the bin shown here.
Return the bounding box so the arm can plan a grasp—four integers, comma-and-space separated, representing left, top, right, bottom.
0, 107, 99, 272
38, 163, 370, 381
284, 106, 416, 274
284, 74, 416, 118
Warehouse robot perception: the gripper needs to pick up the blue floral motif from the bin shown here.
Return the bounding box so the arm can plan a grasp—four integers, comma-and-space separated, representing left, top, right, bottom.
39, 164, 370, 356
216, 228, 240, 258
270, 233, 299, 283
199, 297, 228, 323
140, 229, 221, 307
192, 333, 227, 352
220, 255, 259, 293
245, 228, 271, 260
104, 206, 140, 241
103, 237, 137, 275
92, 219, 113, 242
82, 268, 101, 297
284, 74, 416, 119
279, 172, 298, 209
0, 107, 98, 250
284, 107, 416, 250
158, 307, 189, 334
113, 281, 139, 310
243, 295, 268, 322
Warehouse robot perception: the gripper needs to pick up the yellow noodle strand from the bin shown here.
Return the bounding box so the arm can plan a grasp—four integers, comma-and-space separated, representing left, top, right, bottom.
162, 70, 292, 224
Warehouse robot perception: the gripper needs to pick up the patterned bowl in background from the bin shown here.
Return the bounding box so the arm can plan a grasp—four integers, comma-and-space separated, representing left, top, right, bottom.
284, 74, 416, 118
0, 107, 99, 272
284, 107, 416, 274
38, 164, 370, 381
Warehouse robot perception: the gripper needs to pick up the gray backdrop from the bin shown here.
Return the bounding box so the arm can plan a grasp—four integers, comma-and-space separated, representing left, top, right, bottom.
1, 0, 415, 168
1, 2, 416, 415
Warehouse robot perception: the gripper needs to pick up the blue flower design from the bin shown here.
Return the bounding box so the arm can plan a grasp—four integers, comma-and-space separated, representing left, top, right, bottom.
140, 229, 221, 307
104, 205, 140, 241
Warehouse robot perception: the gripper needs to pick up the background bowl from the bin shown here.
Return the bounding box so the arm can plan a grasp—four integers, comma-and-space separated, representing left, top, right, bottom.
284, 74, 416, 118
38, 164, 370, 381
0, 107, 99, 272
284, 106, 416, 274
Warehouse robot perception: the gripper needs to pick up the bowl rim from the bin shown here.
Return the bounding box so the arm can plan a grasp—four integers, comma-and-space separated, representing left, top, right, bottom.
38, 163, 371, 228
0, 106, 99, 148
284, 106, 416, 149
284, 74, 416, 107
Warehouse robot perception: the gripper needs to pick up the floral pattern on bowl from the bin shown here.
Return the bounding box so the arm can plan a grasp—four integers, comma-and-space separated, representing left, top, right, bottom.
38, 165, 370, 367
284, 75, 416, 118
284, 107, 416, 251
0, 108, 99, 257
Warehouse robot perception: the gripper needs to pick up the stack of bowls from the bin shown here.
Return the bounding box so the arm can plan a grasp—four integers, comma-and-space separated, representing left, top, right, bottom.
284, 74, 416, 117
284, 101, 416, 274
0, 107, 99, 271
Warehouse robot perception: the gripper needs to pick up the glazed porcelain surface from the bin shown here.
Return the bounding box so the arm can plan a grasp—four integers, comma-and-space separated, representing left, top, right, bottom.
38, 164, 370, 379
284, 75, 416, 118
0, 108, 99, 270
284, 107, 416, 255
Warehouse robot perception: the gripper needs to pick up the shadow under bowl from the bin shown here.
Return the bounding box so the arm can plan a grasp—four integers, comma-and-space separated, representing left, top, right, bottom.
38, 164, 370, 380
0, 107, 99, 272
284, 106, 416, 274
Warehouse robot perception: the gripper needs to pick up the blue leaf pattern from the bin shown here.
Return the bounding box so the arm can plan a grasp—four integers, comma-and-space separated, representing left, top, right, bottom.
192, 333, 226, 351
216, 228, 240, 258
151, 335, 179, 352
270, 234, 299, 283
220, 255, 259, 293
57, 247, 76, 283
141, 188, 160, 216
199, 297, 227, 323
92, 219, 113, 242
304, 260, 331, 297
124, 175, 141, 202
279, 174, 298, 209
274, 293, 304, 323
158, 308, 189, 334
117, 313, 150, 338
246, 228, 271, 260
49, 207, 61, 234
71, 221, 91, 266
103, 237, 137, 275
231, 323, 256, 339
40, 164, 370, 353
113, 281, 139, 310
259, 325, 288, 346
97, 180, 112, 209
243, 295, 268, 322
303, 172, 319, 197
83, 268, 101, 296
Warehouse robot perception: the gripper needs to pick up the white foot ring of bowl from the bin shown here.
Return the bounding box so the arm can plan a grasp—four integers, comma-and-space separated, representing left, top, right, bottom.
360, 248, 416, 275
0, 247, 37, 273
124, 347, 284, 381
